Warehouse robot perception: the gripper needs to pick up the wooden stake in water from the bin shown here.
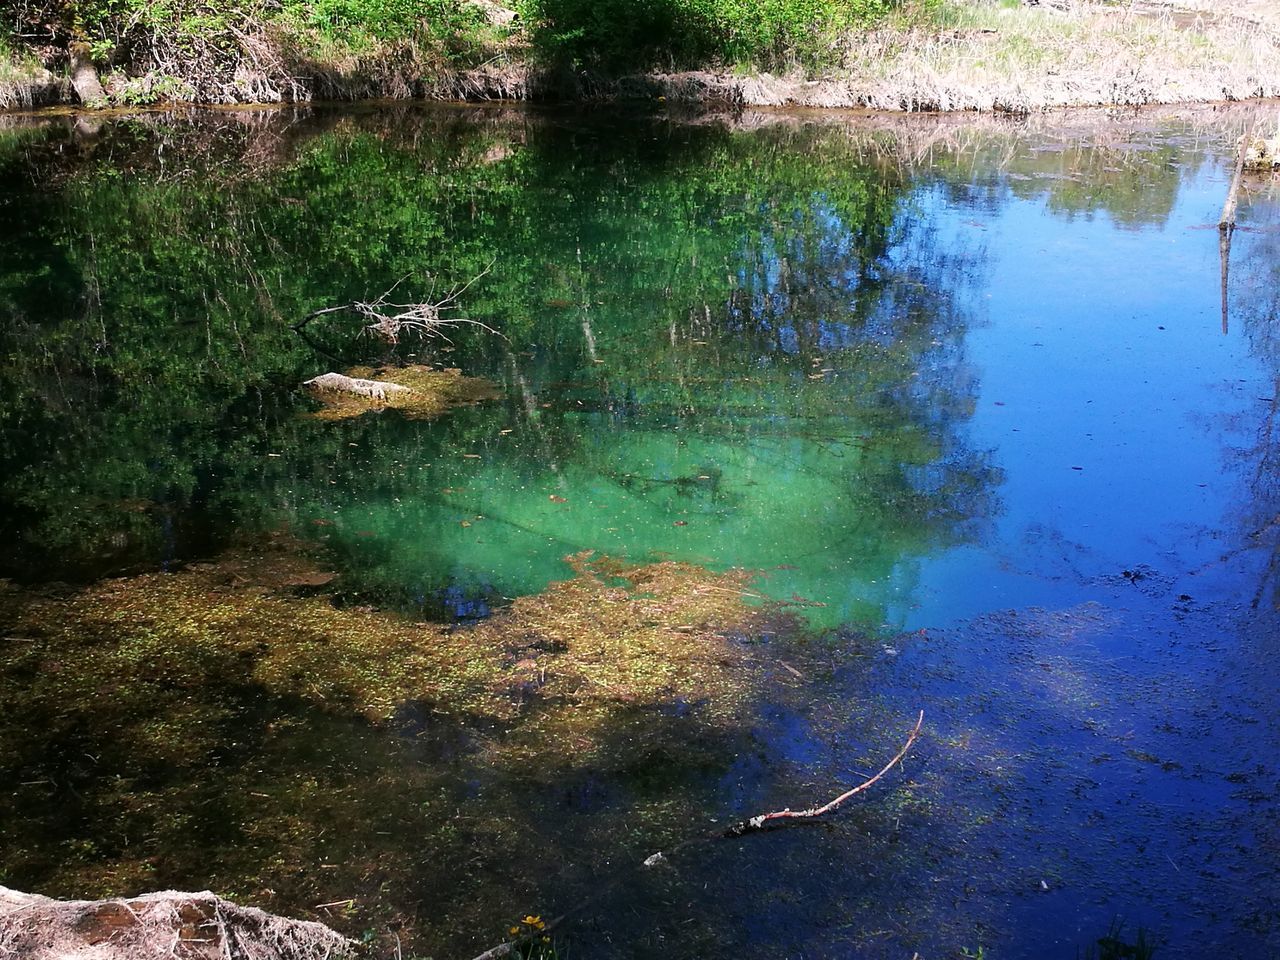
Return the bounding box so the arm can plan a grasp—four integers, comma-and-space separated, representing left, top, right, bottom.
1219, 123, 1255, 335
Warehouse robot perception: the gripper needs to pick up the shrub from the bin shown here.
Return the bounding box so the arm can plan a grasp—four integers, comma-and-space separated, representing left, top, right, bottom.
518, 0, 899, 71
277, 0, 487, 48
43, 0, 486, 61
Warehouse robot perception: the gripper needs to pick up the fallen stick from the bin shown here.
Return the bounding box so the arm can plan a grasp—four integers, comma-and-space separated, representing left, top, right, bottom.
724, 710, 924, 835
466, 710, 924, 960
1219, 122, 1256, 335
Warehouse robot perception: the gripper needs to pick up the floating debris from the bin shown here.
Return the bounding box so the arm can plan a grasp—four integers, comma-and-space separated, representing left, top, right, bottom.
303, 365, 499, 421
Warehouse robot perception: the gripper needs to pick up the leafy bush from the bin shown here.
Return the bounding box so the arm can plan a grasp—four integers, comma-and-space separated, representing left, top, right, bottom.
54, 0, 486, 59
518, 0, 899, 70
278, 0, 487, 48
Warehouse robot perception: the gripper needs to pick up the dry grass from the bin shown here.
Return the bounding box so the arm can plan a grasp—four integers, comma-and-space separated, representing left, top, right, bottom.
644, 0, 1280, 112
3, 1, 1276, 114
0, 44, 65, 110
842, 0, 1280, 111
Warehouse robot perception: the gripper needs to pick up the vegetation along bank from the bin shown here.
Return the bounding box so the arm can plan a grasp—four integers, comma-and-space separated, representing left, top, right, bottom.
3, 0, 1280, 113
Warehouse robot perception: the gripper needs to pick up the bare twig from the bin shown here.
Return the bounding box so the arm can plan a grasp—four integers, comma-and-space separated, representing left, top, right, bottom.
465, 709, 925, 960
725, 709, 924, 834
292, 263, 503, 345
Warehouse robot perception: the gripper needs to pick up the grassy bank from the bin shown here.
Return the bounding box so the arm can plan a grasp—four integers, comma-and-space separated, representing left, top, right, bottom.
2, 0, 1279, 113
0, 35, 65, 109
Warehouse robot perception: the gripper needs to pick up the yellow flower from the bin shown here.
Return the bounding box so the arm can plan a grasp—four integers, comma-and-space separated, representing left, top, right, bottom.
522, 915, 545, 930
509, 927, 520, 935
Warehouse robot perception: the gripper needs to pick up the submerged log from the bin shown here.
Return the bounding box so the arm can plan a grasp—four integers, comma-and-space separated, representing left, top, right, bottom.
304, 371, 413, 401
1221, 127, 1251, 232
0, 886, 357, 960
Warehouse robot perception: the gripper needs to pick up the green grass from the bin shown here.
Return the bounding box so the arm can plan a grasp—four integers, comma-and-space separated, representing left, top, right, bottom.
0, 35, 40, 79
0, 33, 56, 109
516, 0, 914, 70
4, 0, 1278, 107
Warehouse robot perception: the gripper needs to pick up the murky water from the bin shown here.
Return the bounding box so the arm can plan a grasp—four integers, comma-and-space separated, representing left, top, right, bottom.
1, 103, 1277, 959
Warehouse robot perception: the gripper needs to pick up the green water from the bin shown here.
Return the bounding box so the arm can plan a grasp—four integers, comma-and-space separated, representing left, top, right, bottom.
0, 108, 992, 630
2, 104, 1278, 959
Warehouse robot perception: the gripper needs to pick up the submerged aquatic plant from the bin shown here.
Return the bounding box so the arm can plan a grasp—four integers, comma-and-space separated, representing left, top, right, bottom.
0, 538, 782, 949
1080, 919, 1157, 960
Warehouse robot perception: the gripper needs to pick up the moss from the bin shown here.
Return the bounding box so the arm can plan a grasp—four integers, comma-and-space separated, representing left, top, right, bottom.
304, 364, 500, 422
5, 540, 760, 725
0, 538, 777, 950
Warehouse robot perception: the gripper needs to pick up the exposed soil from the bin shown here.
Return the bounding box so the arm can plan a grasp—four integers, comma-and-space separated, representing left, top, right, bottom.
3, 1, 1280, 114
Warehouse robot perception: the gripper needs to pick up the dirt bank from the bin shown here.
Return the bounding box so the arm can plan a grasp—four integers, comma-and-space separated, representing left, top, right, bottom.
4, 0, 1280, 114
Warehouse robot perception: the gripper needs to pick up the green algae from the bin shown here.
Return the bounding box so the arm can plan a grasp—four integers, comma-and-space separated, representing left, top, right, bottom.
0, 538, 781, 953
3, 540, 762, 725
304, 365, 501, 422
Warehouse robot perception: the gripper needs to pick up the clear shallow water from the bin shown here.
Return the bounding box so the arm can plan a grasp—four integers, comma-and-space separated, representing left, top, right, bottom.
0, 104, 1277, 958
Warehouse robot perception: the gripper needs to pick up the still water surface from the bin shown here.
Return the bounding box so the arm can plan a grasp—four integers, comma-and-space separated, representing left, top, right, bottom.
0, 103, 1277, 958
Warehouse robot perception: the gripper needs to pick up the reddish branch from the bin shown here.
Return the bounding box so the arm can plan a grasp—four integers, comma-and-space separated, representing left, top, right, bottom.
467, 710, 925, 960
724, 709, 925, 835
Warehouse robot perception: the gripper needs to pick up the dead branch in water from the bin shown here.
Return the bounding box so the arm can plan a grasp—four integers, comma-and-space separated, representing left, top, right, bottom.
303, 371, 412, 401
1219, 122, 1258, 335
1220, 122, 1255, 232
466, 710, 925, 960
723, 709, 924, 835
293, 263, 503, 345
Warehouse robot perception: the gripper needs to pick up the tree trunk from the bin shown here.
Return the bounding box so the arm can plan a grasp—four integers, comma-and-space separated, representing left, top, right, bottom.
69, 42, 107, 106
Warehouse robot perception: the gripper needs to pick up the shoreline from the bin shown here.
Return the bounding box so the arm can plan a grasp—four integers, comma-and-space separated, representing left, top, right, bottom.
4, 63, 1280, 118
4, 1, 1280, 117
1, 88, 1277, 144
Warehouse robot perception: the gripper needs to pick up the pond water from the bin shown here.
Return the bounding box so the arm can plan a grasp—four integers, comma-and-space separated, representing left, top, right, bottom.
1, 103, 1277, 959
